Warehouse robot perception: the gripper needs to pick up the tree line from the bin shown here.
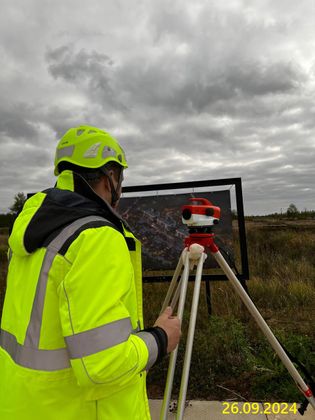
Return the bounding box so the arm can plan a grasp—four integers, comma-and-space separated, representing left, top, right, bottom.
0, 192, 26, 228
246, 203, 315, 220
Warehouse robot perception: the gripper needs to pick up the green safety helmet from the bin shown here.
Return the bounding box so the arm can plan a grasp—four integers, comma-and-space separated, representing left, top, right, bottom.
54, 125, 128, 175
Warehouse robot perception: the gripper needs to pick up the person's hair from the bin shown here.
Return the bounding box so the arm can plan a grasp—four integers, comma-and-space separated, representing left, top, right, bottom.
57, 161, 122, 188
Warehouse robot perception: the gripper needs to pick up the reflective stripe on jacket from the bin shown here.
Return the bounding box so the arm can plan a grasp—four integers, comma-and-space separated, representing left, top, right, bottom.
0, 171, 154, 420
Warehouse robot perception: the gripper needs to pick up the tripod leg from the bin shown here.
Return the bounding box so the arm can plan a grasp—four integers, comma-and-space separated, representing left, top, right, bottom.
212, 249, 315, 410
160, 251, 191, 420
176, 253, 207, 420
160, 249, 186, 315
170, 267, 185, 310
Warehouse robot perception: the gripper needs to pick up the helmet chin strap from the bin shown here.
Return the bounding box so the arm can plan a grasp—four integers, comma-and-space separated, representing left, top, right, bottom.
101, 167, 123, 207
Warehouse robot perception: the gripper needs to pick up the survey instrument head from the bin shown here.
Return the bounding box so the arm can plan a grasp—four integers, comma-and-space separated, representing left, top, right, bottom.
182, 198, 220, 227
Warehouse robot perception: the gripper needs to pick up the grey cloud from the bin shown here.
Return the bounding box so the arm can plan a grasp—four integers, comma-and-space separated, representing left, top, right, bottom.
0, 105, 38, 140
50, 45, 304, 122
46, 46, 126, 112
0, 0, 315, 215
149, 3, 193, 43
47, 46, 113, 82
43, 106, 86, 139
139, 1, 306, 113
224, 61, 304, 96
115, 54, 305, 118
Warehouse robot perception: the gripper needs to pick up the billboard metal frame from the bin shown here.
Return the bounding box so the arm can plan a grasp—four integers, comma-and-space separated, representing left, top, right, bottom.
122, 177, 249, 283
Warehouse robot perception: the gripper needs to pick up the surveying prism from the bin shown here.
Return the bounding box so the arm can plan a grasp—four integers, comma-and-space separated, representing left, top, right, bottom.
159, 198, 315, 420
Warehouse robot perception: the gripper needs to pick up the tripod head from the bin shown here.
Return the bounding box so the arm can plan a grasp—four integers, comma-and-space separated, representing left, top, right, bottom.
181, 198, 221, 252
182, 198, 220, 230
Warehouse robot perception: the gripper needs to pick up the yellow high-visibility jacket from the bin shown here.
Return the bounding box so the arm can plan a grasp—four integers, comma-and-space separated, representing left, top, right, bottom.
0, 170, 161, 420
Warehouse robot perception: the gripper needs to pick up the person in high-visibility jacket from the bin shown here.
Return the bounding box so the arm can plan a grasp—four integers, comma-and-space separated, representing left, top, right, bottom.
0, 126, 181, 420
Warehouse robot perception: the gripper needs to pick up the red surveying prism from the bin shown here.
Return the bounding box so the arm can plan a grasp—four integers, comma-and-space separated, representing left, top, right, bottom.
160, 198, 315, 420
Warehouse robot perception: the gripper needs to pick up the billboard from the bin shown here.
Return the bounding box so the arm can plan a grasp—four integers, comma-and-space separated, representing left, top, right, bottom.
119, 190, 233, 279
28, 177, 249, 283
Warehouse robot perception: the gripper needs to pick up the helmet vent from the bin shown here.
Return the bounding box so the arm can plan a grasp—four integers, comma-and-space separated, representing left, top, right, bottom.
77, 129, 85, 136
56, 145, 75, 159
102, 146, 116, 159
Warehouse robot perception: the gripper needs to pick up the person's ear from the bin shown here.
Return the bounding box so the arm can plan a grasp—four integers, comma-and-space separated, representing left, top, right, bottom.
101, 174, 111, 192
107, 169, 115, 179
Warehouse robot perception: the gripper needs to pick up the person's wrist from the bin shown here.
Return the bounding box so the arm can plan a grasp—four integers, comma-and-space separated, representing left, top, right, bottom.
143, 326, 168, 362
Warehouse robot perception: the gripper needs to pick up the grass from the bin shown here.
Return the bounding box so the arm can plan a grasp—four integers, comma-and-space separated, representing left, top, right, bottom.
0, 221, 314, 403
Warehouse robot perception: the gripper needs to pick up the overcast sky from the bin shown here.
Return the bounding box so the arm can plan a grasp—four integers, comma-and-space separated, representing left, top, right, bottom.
1, 0, 314, 215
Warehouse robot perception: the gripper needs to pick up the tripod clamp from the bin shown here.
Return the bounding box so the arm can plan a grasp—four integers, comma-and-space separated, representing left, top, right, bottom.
184, 230, 218, 254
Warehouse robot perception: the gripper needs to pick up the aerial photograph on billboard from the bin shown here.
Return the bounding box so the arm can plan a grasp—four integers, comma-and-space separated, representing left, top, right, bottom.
119, 190, 233, 278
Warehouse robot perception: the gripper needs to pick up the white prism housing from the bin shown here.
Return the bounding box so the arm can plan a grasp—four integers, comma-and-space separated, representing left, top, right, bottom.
182, 213, 219, 226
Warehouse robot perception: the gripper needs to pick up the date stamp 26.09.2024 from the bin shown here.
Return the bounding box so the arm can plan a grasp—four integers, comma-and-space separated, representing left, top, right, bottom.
222, 402, 297, 416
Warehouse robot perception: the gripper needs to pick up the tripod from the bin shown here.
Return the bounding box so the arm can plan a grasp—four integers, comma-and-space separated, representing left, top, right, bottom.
159, 229, 315, 420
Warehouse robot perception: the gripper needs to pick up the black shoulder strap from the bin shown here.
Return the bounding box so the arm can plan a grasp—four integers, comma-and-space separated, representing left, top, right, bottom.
41, 216, 116, 254
58, 219, 117, 256
43, 215, 135, 256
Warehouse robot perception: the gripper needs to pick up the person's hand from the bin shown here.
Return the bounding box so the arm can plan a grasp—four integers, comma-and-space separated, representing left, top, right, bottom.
154, 306, 181, 353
